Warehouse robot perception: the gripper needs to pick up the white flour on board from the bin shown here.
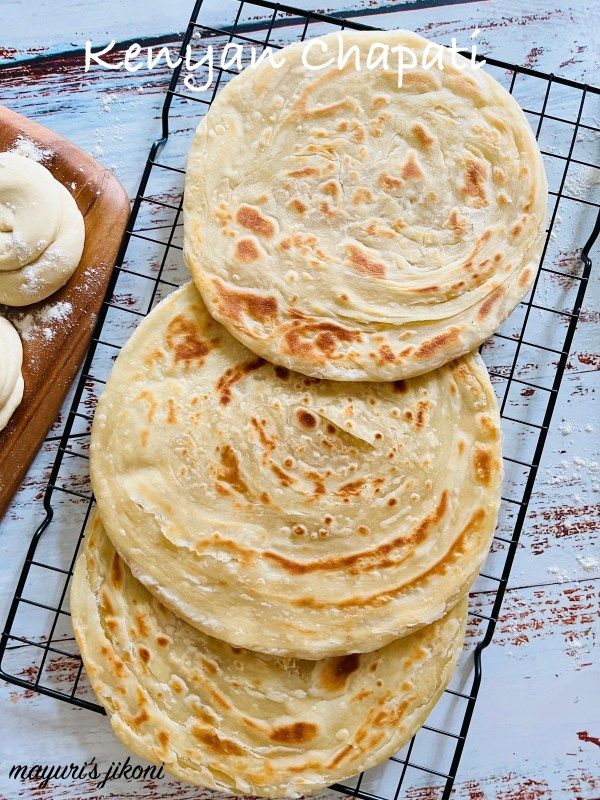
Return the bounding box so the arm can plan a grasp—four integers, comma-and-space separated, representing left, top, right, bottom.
8, 136, 52, 163
13, 301, 74, 342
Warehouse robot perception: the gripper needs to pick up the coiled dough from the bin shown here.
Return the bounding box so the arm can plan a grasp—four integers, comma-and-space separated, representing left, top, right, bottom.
0, 316, 24, 432
0, 152, 85, 306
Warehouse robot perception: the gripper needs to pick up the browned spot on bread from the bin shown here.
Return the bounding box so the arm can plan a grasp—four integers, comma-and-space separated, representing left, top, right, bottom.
412, 123, 434, 146
156, 635, 169, 647
497, 191, 510, 208
458, 439, 466, 455
283, 321, 361, 360
202, 657, 218, 676
319, 200, 334, 216
287, 198, 307, 214
445, 208, 468, 236
462, 158, 488, 206
135, 613, 149, 637
214, 201, 233, 225
320, 179, 341, 199
352, 122, 366, 143
214, 280, 278, 325
218, 445, 249, 495
234, 237, 261, 262
511, 221, 523, 238
378, 172, 403, 190
297, 409, 318, 429
236, 204, 275, 237
166, 314, 214, 367
131, 709, 150, 727
493, 166, 505, 185
477, 286, 504, 320
100, 589, 114, 616
270, 721, 318, 744
372, 94, 390, 108
473, 444, 494, 487
192, 727, 245, 756
378, 344, 395, 362
275, 365, 289, 380
403, 410, 413, 422
346, 244, 386, 278
352, 187, 374, 204
217, 357, 265, 405
401, 150, 424, 180
319, 653, 361, 692
327, 744, 355, 769
136, 390, 157, 424
143, 348, 165, 368
518, 267, 533, 290
415, 400, 430, 429
315, 330, 337, 353
287, 166, 320, 178
403, 71, 440, 91
479, 414, 500, 440
166, 398, 177, 425
337, 479, 365, 498
281, 491, 448, 579
393, 379, 407, 394
158, 731, 170, 751
415, 285, 438, 294
111, 555, 123, 588
270, 463, 295, 487
250, 416, 275, 451
415, 327, 461, 359
279, 236, 292, 250
138, 646, 151, 665
388, 497, 397, 507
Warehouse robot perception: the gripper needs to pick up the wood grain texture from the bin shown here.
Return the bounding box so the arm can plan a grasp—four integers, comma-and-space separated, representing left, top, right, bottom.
0, 105, 130, 519
0, 1, 598, 799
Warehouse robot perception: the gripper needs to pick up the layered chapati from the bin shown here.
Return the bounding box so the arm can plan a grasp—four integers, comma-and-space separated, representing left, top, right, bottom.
184, 29, 547, 381
90, 282, 502, 658
71, 512, 468, 798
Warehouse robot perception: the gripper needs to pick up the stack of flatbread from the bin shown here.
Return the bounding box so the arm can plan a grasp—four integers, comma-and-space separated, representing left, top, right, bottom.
72, 29, 546, 797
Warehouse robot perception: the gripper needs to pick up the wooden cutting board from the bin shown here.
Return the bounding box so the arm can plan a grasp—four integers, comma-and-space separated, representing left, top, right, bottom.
0, 105, 130, 519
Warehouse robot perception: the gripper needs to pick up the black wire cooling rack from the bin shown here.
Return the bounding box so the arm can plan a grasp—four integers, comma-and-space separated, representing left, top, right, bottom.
1, 1, 599, 798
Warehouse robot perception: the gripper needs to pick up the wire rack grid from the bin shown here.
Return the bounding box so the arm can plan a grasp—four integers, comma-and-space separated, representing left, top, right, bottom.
1, 1, 599, 798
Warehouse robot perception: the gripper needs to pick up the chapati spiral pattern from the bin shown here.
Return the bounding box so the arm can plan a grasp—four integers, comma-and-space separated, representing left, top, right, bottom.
184, 29, 547, 381
90, 282, 502, 658
71, 512, 467, 798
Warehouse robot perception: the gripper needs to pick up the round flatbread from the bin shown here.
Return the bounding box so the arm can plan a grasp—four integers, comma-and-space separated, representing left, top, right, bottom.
0, 316, 24, 432
91, 282, 501, 658
0, 152, 85, 306
184, 29, 547, 381
71, 512, 468, 798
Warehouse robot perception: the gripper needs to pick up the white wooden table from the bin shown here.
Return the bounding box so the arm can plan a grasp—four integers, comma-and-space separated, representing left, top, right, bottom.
1, 1, 598, 798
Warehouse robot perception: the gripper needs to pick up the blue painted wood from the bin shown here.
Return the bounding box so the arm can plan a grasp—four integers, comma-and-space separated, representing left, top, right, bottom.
0, 1, 598, 798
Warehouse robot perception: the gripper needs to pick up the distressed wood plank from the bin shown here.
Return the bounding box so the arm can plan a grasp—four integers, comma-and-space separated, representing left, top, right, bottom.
0, 1, 598, 798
